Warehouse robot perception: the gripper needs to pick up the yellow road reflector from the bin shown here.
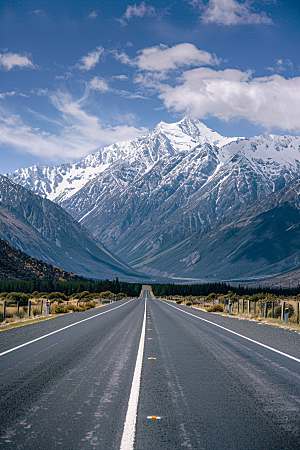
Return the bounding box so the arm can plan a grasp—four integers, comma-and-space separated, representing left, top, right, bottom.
148, 329, 152, 330
148, 338, 153, 340
148, 357, 156, 359
147, 416, 161, 419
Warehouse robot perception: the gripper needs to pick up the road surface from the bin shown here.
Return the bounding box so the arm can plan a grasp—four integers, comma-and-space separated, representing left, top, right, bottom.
0, 291, 299, 449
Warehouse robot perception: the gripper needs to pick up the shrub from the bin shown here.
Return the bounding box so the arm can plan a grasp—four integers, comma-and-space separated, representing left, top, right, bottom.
289, 314, 299, 324
48, 292, 68, 301
79, 291, 90, 299
0, 313, 4, 322
176, 300, 183, 304
32, 307, 40, 317
85, 302, 95, 310
7, 292, 28, 305
5, 312, 13, 318
18, 310, 26, 319
66, 304, 76, 312
186, 301, 192, 306
206, 304, 224, 313
274, 305, 282, 318
54, 305, 68, 314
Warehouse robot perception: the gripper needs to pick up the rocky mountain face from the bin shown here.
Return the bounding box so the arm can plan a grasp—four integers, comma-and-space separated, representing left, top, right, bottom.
0, 175, 142, 281
136, 178, 300, 281
7, 117, 300, 281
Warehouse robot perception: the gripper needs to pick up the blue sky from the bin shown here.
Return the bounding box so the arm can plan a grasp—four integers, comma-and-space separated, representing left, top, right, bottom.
1, 0, 300, 173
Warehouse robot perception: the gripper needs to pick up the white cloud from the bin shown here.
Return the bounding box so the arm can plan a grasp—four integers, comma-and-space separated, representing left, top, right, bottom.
78, 46, 104, 71
0, 91, 148, 161
266, 59, 294, 73
114, 43, 220, 72
0, 52, 35, 71
194, 0, 273, 26
117, 2, 156, 26
88, 10, 98, 19
89, 77, 110, 92
0, 91, 16, 99
152, 67, 300, 131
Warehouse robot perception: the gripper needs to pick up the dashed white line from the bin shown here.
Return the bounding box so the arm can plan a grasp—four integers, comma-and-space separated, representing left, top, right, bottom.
158, 299, 300, 364
120, 298, 147, 450
0, 299, 135, 357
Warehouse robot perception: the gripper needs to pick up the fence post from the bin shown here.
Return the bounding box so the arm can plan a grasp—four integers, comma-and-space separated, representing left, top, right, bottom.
297, 302, 299, 324
224, 298, 226, 310
259, 301, 262, 317
3, 300, 6, 319
229, 302, 232, 315
17, 300, 19, 317
237, 299, 239, 313
281, 301, 285, 321
264, 302, 267, 318
254, 301, 256, 315
271, 302, 274, 318
28, 300, 31, 316
242, 299, 244, 313
41, 299, 44, 315
247, 300, 250, 315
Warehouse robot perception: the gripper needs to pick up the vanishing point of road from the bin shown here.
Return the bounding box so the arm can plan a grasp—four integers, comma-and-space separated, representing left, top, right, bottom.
0, 290, 300, 449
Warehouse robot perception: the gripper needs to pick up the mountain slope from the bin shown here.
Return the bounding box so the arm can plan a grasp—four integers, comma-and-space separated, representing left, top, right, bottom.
137, 179, 300, 281
0, 175, 142, 281
7, 117, 300, 281
0, 238, 86, 281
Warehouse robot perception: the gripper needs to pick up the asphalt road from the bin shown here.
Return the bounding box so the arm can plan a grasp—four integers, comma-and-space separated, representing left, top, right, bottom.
0, 292, 300, 449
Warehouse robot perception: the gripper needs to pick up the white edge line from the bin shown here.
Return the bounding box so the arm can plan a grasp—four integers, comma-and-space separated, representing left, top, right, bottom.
0, 299, 135, 357
120, 297, 147, 450
158, 299, 300, 364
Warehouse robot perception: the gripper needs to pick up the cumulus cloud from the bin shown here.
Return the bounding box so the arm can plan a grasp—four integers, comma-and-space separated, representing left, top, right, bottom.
117, 2, 156, 26
0, 52, 35, 71
114, 43, 220, 72
0, 91, 148, 161
192, 0, 273, 26
78, 46, 104, 71
152, 67, 300, 131
89, 77, 110, 92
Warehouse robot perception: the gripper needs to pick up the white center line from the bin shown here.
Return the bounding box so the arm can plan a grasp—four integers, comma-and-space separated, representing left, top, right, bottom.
158, 299, 300, 364
120, 298, 147, 450
0, 299, 135, 357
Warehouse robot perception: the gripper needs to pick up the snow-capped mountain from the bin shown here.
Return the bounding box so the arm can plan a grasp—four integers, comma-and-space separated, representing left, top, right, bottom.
7, 117, 300, 280
8, 117, 239, 202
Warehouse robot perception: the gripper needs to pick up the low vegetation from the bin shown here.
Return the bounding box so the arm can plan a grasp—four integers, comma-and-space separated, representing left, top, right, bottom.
0, 289, 130, 327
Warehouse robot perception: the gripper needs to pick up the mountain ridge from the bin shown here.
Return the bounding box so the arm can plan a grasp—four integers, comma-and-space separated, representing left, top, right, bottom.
6, 117, 300, 281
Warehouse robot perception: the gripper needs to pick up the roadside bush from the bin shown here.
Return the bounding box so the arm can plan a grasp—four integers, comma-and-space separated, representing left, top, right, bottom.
274, 305, 282, 318
48, 292, 68, 301
273, 304, 294, 319
5, 312, 13, 319
32, 307, 40, 317
289, 314, 299, 324
7, 292, 28, 306
18, 310, 26, 319
85, 302, 95, 310
0, 313, 4, 322
79, 291, 90, 299
206, 304, 224, 313
186, 301, 192, 306
176, 300, 183, 304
